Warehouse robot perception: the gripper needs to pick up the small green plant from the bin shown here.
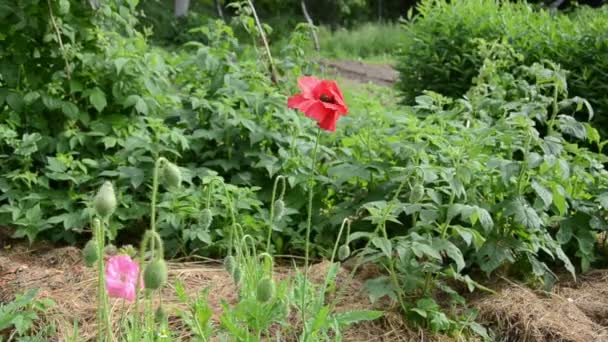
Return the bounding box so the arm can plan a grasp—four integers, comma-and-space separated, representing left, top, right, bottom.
0, 289, 55, 340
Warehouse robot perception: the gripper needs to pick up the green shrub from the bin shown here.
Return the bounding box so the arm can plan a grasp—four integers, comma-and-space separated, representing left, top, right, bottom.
395, 0, 608, 138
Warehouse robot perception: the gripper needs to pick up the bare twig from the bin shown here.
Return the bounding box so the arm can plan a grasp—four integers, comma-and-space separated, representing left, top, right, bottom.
301, 0, 320, 52
245, 0, 279, 84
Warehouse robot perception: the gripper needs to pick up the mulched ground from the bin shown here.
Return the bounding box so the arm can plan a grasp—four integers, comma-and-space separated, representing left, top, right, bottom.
0, 242, 432, 341
3, 238, 608, 341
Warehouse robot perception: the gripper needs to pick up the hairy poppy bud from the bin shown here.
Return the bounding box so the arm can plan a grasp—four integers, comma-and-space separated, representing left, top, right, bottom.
232, 266, 242, 284
223, 255, 236, 274
273, 200, 285, 221
409, 184, 425, 203
163, 162, 182, 188
256, 277, 275, 303
155, 306, 167, 322
144, 259, 168, 290
83, 239, 98, 267
94, 181, 117, 218
200, 209, 213, 230
338, 244, 351, 261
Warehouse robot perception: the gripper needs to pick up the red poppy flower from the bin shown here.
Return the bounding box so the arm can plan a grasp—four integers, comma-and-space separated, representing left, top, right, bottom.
287, 76, 348, 132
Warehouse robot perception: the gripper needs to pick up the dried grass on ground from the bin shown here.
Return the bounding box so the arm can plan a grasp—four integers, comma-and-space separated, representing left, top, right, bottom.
3, 242, 608, 341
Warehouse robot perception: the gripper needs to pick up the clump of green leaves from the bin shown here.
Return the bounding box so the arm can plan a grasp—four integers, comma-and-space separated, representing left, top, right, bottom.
0, 289, 55, 339
395, 0, 608, 139
348, 41, 607, 338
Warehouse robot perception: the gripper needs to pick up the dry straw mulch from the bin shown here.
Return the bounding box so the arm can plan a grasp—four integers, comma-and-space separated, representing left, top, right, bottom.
4, 241, 608, 341
0, 243, 438, 341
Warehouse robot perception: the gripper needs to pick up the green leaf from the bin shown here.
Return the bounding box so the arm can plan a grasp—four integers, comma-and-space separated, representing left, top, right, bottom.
365, 276, 397, 303
371, 237, 392, 258
411, 241, 442, 260
475, 207, 493, 231
334, 310, 383, 327
61, 101, 80, 119
551, 184, 568, 216
505, 197, 542, 230
311, 306, 330, 331
135, 97, 148, 115
89, 87, 107, 112
531, 181, 552, 208
598, 192, 608, 209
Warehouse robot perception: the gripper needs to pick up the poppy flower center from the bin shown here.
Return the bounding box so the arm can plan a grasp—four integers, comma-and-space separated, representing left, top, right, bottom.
319, 94, 335, 104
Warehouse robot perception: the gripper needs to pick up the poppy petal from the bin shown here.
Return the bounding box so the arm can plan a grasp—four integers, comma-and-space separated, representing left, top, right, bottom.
303, 101, 332, 122
287, 94, 309, 109
318, 112, 339, 132
298, 76, 322, 97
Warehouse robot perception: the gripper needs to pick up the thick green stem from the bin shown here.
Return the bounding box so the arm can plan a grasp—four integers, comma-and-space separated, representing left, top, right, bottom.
301, 128, 322, 335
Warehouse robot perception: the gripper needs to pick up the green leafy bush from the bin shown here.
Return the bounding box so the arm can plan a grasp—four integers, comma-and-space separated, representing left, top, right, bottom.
395, 0, 608, 138
351, 42, 608, 335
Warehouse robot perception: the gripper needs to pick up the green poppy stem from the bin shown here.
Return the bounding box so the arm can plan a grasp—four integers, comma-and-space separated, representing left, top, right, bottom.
301, 127, 321, 336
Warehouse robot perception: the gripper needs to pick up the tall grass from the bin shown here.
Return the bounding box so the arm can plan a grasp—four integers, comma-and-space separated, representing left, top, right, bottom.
317, 22, 403, 61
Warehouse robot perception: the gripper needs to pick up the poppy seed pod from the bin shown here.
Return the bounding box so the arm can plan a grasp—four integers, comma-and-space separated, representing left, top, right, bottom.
273, 199, 285, 221
83, 239, 98, 267
163, 162, 182, 188
94, 181, 117, 218
155, 306, 167, 322
143, 259, 168, 290
256, 277, 275, 303
200, 208, 213, 230
338, 244, 351, 261
223, 255, 236, 274
232, 266, 242, 284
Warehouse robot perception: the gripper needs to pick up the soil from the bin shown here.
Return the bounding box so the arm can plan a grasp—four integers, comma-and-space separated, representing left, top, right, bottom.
319, 59, 398, 86
3, 241, 608, 341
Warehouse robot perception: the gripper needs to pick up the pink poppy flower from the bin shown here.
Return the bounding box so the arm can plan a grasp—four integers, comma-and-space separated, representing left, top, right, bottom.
105, 254, 141, 302
287, 76, 348, 132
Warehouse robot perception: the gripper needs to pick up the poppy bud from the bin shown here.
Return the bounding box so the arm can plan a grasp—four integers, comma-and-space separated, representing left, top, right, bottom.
256, 277, 275, 303
83, 239, 98, 267
338, 244, 351, 261
104, 244, 118, 256
273, 199, 285, 221
144, 259, 168, 290
232, 266, 242, 284
223, 255, 236, 274
93, 181, 117, 218
409, 184, 425, 203
200, 208, 213, 230
155, 306, 167, 322
163, 162, 182, 188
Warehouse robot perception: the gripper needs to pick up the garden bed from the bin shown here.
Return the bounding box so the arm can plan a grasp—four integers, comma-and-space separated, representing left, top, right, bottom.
3, 239, 608, 341
0, 240, 423, 341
